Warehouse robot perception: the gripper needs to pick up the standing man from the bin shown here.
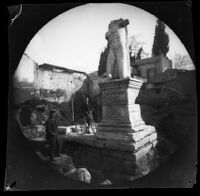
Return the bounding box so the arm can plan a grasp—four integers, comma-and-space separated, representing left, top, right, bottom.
45, 110, 63, 161
81, 98, 94, 134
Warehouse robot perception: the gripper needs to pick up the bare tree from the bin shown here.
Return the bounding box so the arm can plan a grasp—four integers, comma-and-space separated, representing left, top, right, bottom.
173, 54, 193, 70
128, 35, 148, 64
129, 35, 144, 57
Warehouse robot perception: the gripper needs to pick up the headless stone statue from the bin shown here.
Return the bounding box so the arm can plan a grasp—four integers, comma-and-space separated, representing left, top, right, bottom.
106, 18, 131, 79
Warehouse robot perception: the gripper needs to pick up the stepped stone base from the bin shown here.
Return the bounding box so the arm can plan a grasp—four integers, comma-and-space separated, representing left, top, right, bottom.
61, 78, 159, 180
62, 134, 158, 178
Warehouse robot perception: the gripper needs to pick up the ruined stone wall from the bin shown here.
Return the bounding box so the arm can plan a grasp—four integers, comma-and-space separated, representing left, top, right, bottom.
136, 70, 197, 148
134, 55, 172, 80
161, 56, 172, 72
137, 62, 159, 79
34, 68, 86, 102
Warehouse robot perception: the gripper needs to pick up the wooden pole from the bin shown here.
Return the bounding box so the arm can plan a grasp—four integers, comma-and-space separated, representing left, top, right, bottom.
71, 93, 75, 123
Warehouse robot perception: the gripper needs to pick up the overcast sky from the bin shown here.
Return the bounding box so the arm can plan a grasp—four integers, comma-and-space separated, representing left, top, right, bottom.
14, 3, 195, 82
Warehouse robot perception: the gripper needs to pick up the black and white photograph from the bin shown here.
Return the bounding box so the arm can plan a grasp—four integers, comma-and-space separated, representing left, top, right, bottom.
5, 2, 197, 190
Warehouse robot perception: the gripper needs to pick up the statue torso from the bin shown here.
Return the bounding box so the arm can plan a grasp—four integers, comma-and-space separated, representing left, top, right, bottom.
107, 28, 127, 50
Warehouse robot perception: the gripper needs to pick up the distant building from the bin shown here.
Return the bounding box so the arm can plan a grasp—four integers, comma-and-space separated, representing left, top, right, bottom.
34, 63, 86, 102
131, 55, 172, 81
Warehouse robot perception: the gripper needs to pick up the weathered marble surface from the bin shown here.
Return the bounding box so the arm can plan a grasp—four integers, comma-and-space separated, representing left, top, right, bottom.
96, 78, 157, 148
106, 18, 130, 79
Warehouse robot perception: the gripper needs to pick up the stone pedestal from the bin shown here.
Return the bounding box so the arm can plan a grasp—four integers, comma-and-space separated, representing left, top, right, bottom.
96, 77, 157, 152
60, 78, 159, 180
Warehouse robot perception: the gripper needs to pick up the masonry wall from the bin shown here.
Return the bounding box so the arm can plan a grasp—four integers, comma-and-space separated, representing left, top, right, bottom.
161, 56, 172, 71
137, 63, 158, 79
134, 55, 172, 81
34, 68, 86, 102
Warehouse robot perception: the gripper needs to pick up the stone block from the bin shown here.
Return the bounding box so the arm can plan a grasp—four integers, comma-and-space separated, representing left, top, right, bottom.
97, 78, 157, 150
64, 129, 157, 154
98, 121, 145, 131
134, 145, 158, 176
134, 143, 154, 160
101, 104, 143, 123
102, 155, 136, 174
135, 153, 150, 175
99, 78, 143, 91
103, 140, 136, 152
62, 136, 159, 177
50, 154, 76, 173
102, 88, 141, 106
131, 126, 156, 141
133, 132, 157, 150
152, 140, 158, 148
64, 168, 92, 184
97, 125, 155, 142
96, 128, 157, 149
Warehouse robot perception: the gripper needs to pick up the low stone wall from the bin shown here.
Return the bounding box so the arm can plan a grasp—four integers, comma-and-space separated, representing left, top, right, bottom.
61, 134, 158, 180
